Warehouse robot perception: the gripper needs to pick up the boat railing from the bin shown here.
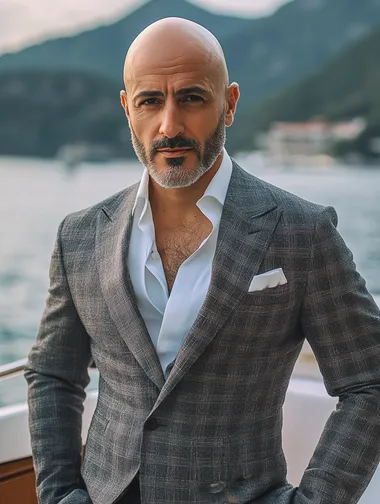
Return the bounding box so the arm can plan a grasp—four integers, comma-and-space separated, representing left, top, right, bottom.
0, 358, 28, 381
0, 358, 97, 382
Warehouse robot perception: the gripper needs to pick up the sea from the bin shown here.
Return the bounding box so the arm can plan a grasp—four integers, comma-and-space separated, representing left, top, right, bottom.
0, 156, 379, 407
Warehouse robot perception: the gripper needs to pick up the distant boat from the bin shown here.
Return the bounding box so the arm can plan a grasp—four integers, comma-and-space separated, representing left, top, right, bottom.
56, 143, 114, 168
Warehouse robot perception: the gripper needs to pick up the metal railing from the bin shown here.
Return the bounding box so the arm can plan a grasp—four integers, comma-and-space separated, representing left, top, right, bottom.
0, 358, 97, 382
0, 358, 28, 381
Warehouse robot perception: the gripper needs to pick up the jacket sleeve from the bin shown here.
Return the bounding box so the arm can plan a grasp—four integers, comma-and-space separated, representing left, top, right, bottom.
24, 219, 93, 504
294, 206, 380, 503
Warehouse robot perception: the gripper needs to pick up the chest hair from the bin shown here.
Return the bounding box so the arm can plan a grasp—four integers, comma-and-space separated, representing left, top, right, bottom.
156, 219, 212, 293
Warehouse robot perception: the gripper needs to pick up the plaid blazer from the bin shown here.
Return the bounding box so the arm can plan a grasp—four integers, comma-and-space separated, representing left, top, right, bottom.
25, 161, 380, 504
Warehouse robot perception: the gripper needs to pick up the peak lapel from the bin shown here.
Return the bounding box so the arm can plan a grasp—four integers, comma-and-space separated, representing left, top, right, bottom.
154, 162, 283, 407
95, 187, 165, 390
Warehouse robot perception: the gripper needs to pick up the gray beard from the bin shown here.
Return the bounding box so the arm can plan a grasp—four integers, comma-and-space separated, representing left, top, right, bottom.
130, 111, 226, 189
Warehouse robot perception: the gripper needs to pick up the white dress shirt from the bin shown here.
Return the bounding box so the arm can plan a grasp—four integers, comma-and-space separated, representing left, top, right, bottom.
128, 150, 232, 377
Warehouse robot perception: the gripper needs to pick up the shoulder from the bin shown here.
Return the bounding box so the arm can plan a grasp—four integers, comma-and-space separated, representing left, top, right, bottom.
59, 183, 139, 238
232, 160, 337, 229
263, 177, 337, 227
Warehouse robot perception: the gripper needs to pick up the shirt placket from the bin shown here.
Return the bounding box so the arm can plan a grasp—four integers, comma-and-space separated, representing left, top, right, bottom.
139, 202, 168, 315
156, 212, 218, 375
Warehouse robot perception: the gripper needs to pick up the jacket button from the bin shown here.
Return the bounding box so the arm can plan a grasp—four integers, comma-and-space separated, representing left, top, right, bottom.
208, 481, 226, 493
144, 417, 160, 431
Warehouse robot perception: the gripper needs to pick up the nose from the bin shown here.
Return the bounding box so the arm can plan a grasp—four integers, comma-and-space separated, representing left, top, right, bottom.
159, 101, 185, 139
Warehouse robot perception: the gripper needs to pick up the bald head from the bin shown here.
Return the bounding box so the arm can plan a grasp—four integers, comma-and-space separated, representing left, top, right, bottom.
119, 17, 240, 190
123, 17, 229, 90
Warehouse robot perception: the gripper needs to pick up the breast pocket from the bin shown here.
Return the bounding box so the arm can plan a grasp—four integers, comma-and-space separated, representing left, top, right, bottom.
226, 282, 301, 351
244, 282, 295, 307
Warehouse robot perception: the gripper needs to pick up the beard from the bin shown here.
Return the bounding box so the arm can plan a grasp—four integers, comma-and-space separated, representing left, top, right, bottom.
130, 110, 226, 189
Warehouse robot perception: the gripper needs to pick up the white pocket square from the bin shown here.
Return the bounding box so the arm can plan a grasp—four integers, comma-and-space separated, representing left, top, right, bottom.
248, 268, 287, 292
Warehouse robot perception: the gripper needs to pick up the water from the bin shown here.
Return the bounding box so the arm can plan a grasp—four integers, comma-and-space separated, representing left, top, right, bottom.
0, 156, 379, 406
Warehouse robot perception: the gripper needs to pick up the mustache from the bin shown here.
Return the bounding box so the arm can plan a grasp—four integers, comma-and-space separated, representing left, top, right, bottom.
150, 137, 200, 155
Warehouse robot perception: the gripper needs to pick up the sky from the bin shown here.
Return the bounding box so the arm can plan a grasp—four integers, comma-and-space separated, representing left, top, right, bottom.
0, 0, 290, 54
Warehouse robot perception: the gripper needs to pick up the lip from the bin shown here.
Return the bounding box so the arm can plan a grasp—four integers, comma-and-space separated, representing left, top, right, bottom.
157, 148, 193, 158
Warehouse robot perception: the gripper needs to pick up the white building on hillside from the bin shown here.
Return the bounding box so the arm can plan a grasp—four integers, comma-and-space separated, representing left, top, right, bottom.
264, 117, 366, 165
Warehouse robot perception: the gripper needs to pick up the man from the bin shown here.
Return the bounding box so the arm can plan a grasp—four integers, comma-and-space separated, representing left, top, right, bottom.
25, 17, 380, 504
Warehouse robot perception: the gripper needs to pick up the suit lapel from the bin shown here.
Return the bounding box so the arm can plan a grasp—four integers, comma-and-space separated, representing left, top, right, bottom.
154, 162, 282, 408
95, 186, 165, 390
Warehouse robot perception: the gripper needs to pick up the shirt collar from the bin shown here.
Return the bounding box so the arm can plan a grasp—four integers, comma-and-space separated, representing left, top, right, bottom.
199, 148, 232, 207
131, 148, 232, 215
132, 167, 150, 216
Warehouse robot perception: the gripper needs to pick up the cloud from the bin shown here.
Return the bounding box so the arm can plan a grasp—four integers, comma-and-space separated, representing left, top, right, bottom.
192, 0, 288, 16
0, 0, 289, 53
0, 0, 142, 52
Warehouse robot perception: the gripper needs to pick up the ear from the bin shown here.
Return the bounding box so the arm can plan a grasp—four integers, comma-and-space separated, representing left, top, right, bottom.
225, 83, 240, 128
120, 90, 129, 118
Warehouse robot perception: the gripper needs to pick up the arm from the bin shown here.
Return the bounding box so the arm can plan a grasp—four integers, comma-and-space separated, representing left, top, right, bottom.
294, 206, 380, 503
25, 219, 93, 504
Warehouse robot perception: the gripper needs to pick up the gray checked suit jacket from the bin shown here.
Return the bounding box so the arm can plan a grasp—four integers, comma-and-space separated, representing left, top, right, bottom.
25, 161, 380, 504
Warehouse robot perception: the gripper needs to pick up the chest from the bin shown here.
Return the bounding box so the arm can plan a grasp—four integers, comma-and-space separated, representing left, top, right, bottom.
155, 217, 213, 292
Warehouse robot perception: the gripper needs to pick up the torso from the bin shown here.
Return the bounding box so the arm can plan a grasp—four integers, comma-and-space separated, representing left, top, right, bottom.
155, 213, 213, 293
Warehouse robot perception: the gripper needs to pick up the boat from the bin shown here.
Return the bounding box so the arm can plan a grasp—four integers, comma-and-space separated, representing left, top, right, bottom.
56, 143, 114, 168
1, 296, 380, 503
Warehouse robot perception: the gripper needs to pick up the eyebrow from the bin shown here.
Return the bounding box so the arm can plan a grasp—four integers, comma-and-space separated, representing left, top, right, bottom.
134, 90, 164, 101
133, 86, 209, 102
175, 86, 209, 97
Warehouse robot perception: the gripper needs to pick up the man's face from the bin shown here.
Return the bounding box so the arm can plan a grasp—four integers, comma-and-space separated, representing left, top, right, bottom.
121, 49, 229, 188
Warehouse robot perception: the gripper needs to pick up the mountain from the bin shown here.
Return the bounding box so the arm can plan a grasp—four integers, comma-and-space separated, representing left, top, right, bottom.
0, 70, 130, 158
224, 0, 380, 104
237, 25, 380, 158
2, 0, 380, 159
1, 0, 380, 106
2, 19, 380, 160
0, 0, 250, 86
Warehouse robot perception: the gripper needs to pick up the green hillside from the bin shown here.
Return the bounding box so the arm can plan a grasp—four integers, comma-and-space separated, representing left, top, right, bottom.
2, 0, 380, 159
238, 25, 380, 158
1, 0, 380, 106
0, 0, 250, 84
224, 0, 380, 105
0, 70, 130, 158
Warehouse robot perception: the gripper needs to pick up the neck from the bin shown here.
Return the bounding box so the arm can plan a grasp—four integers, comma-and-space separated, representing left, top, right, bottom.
149, 153, 223, 219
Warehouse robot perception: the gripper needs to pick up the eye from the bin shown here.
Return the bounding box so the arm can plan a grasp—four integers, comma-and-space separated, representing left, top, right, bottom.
140, 98, 160, 106
183, 95, 204, 103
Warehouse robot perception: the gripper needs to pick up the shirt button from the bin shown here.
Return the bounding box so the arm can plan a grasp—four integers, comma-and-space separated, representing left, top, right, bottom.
151, 250, 160, 260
